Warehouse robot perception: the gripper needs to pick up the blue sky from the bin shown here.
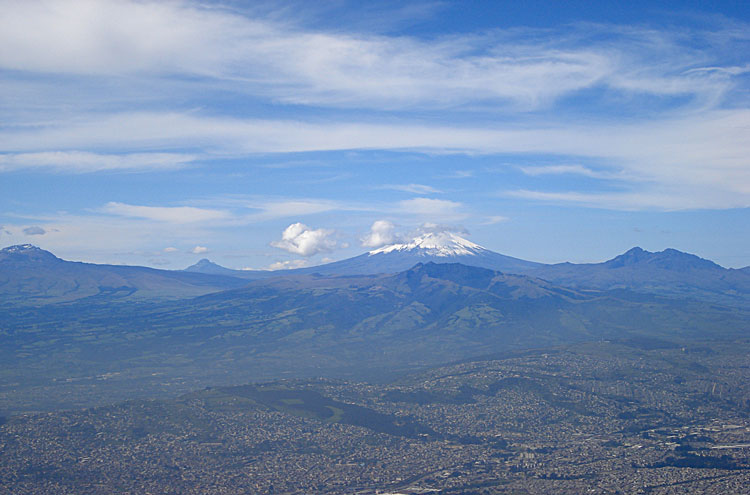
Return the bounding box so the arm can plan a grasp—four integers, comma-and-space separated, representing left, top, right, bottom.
1, 0, 748, 269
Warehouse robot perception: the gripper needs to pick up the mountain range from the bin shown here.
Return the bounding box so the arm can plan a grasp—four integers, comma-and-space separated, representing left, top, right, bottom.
3, 253, 748, 414
0, 244, 248, 305
187, 234, 750, 303
2, 234, 749, 307
530, 247, 750, 305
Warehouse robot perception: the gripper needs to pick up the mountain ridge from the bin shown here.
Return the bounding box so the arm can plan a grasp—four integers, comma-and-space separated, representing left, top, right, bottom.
0, 244, 249, 305
602, 246, 723, 270
4, 242, 749, 307
530, 246, 750, 305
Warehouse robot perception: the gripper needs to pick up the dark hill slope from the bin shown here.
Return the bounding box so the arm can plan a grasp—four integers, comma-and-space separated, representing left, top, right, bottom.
2, 262, 748, 413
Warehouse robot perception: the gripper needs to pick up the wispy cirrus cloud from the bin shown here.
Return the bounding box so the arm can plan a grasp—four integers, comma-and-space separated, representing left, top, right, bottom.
505, 186, 749, 211
1, 108, 747, 209
379, 183, 442, 194
101, 202, 231, 223
519, 164, 616, 179
1, 1, 747, 211
399, 198, 465, 219
1, 1, 744, 113
193, 197, 358, 223
0, 151, 195, 173
482, 216, 509, 225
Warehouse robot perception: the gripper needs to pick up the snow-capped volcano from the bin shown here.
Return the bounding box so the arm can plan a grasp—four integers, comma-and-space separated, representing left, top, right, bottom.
288, 231, 544, 276
184, 232, 543, 278
369, 231, 486, 257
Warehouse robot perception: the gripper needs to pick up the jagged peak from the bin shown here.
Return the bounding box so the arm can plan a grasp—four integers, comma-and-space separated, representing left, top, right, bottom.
369, 232, 486, 257
0, 244, 60, 262
2, 244, 41, 253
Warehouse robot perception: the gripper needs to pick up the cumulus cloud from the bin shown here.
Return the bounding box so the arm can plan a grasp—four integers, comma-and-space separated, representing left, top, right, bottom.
271, 222, 337, 257
163, 247, 178, 253
362, 222, 471, 248
266, 259, 310, 271
191, 245, 209, 254
22, 226, 46, 236
361, 220, 399, 248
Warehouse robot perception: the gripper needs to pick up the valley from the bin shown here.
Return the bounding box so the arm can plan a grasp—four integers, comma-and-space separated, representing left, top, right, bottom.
2, 341, 750, 494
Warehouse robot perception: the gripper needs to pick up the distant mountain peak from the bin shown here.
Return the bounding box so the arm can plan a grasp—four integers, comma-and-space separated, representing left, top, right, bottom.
604, 247, 722, 270
184, 258, 239, 275
192, 258, 217, 268
369, 232, 485, 257
2, 244, 42, 253
1, 244, 60, 262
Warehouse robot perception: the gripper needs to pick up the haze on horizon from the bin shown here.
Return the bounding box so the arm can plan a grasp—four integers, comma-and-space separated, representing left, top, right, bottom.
0, 0, 748, 270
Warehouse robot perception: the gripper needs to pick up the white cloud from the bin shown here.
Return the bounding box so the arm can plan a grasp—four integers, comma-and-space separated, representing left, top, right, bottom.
417, 223, 469, 235
379, 184, 442, 194
22, 226, 46, 235
0, 2, 738, 111
482, 216, 509, 225
505, 186, 750, 211
0, 2, 747, 211
0, 151, 195, 173
266, 259, 310, 271
102, 202, 230, 223
519, 164, 613, 179
270, 222, 337, 256
0, 0, 608, 108
1, 108, 747, 209
399, 198, 464, 218
257, 200, 341, 219
5, 108, 744, 201
361, 220, 398, 248
163, 247, 178, 253
0, 212, 213, 263
191, 245, 209, 254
